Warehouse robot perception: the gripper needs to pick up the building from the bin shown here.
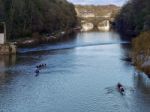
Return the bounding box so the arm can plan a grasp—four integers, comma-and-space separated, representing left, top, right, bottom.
75, 8, 95, 18
80, 10, 95, 18
0, 23, 6, 44
0, 22, 16, 54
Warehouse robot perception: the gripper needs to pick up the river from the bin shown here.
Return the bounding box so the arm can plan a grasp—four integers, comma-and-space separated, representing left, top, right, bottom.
0, 31, 150, 112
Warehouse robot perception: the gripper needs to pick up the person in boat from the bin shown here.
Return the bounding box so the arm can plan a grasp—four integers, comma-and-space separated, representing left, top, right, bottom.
36, 64, 46, 68
117, 83, 122, 88
35, 68, 40, 77
35, 69, 39, 74
117, 83, 124, 92
120, 86, 124, 92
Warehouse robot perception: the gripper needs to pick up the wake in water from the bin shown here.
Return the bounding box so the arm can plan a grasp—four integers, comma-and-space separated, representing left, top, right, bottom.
105, 86, 136, 111
18, 41, 129, 54
105, 86, 135, 95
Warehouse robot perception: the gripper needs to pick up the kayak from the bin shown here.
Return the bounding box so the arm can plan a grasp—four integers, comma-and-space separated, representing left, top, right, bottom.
117, 83, 125, 95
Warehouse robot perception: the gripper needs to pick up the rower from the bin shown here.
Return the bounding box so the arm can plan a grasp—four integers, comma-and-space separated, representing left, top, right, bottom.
117, 83, 122, 88
117, 83, 125, 94
35, 69, 39, 74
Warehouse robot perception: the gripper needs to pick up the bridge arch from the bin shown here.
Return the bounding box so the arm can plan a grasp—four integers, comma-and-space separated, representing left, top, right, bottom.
97, 20, 110, 31
81, 22, 94, 32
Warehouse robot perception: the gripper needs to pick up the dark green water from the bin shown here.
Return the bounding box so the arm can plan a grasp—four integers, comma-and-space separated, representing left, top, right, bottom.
0, 31, 150, 112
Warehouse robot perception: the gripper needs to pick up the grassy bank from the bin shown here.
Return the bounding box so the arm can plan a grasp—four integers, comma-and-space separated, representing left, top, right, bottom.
132, 31, 150, 76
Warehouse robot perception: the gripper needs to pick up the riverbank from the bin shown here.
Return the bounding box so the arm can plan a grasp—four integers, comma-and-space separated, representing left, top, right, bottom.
132, 31, 150, 78
114, 0, 150, 78
131, 58, 150, 78
15, 28, 80, 48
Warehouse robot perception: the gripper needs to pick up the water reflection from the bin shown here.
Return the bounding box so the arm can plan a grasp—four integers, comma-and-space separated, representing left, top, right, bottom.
134, 73, 150, 94
0, 55, 16, 85
131, 73, 150, 112
0, 55, 16, 68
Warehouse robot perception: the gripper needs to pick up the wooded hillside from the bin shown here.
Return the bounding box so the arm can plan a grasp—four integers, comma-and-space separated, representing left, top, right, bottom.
115, 0, 150, 35
0, 0, 77, 39
116, 0, 150, 75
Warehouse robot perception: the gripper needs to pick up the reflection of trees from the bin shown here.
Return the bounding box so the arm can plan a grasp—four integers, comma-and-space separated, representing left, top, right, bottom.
121, 43, 131, 56
130, 73, 150, 112
0, 54, 16, 67
0, 55, 16, 85
0, 71, 13, 85
118, 31, 132, 64
120, 43, 132, 67
133, 73, 150, 94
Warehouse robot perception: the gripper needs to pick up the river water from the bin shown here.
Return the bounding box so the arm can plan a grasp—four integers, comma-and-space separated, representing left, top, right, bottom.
0, 31, 150, 112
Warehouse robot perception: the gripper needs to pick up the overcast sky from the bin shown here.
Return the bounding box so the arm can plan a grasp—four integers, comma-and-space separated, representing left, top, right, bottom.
67, 0, 128, 6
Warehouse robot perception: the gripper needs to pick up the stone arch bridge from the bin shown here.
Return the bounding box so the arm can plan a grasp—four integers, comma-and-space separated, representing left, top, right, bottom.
80, 17, 115, 32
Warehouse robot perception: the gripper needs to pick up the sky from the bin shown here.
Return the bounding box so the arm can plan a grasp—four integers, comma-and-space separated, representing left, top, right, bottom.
67, 0, 128, 6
